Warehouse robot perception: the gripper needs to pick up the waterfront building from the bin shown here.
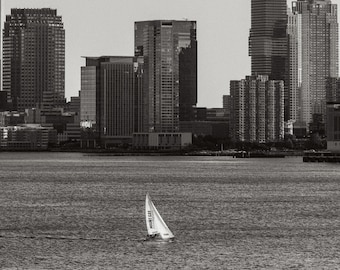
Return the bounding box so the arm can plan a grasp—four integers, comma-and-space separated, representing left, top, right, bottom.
180, 106, 229, 139
134, 20, 197, 132
0, 124, 57, 150
80, 59, 97, 130
326, 102, 340, 152
0, 0, 2, 90
230, 75, 284, 143
0, 108, 79, 145
249, 0, 288, 81
288, 0, 338, 131
2, 8, 65, 111
287, 8, 302, 125
132, 132, 192, 150
80, 56, 144, 147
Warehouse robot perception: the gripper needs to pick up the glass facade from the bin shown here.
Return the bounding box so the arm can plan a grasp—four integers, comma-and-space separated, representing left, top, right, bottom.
81, 56, 144, 139
101, 57, 144, 137
249, 0, 288, 81
134, 20, 197, 133
3, 8, 65, 111
80, 66, 97, 128
290, 0, 338, 129
287, 9, 302, 123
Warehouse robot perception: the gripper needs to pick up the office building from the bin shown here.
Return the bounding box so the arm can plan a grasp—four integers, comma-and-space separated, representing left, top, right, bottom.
3, 8, 65, 111
132, 132, 192, 150
249, 0, 288, 81
230, 75, 284, 143
326, 77, 340, 103
0, 0, 2, 90
0, 124, 57, 150
288, 0, 338, 131
326, 102, 340, 152
80, 56, 144, 146
287, 8, 301, 124
134, 20, 197, 132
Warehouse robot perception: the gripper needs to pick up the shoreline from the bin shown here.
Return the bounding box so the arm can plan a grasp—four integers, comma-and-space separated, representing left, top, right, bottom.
0, 148, 307, 157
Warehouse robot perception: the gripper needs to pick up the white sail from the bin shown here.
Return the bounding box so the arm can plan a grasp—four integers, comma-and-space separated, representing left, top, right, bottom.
145, 193, 174, 240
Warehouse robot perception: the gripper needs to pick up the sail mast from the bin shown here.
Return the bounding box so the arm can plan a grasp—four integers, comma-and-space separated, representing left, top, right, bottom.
145, 193, 174, 240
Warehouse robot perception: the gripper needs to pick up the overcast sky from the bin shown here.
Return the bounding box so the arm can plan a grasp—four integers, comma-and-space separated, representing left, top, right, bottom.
3, 0, 340, 107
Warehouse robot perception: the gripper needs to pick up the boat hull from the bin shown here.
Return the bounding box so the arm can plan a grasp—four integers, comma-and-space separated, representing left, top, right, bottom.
144, 236, 174, 243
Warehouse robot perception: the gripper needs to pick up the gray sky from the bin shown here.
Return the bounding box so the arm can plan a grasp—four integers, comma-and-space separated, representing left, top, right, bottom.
3, 0, 340, 108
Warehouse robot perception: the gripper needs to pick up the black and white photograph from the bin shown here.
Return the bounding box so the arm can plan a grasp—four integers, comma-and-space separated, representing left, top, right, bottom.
0, 0, 340, 269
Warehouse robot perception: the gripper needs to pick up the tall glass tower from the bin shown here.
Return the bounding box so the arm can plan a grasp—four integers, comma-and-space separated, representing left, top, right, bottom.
249, 0, 288, 81
80, 56, 144, 141
289, 0, 338, 130
3, 8, 65, 111
134, 20, 197, 133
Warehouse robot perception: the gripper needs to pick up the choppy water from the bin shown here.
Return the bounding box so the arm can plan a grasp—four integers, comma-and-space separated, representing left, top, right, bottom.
0, 152, 339, 269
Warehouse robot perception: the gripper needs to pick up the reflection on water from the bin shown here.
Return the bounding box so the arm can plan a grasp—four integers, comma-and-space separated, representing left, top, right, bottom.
0, 152, 339, 269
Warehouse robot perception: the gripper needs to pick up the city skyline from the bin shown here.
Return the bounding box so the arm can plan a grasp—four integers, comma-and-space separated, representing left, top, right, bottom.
2, 0, 340, 108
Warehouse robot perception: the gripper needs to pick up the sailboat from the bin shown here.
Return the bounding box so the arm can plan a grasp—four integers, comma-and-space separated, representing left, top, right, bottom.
145, 193, 174, 242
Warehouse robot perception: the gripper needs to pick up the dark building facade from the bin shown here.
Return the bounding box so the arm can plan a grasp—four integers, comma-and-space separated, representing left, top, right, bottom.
326, 77, 340, 103
249, 0, 288, 81
326, 102, 340, 151
134, 20, 197, 132
3, 8, 65, 111
80, 56, 144, 146
179, 35, 197, 122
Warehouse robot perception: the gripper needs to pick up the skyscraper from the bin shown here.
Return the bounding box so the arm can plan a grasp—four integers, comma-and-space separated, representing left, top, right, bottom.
3, 8, 65, 111
287, 8, 302, 124
249, 0, 288, 81
0, 0, 2, 92
80, 56, 144, 144
134, 20, 197, 133
289, 0, 338, 131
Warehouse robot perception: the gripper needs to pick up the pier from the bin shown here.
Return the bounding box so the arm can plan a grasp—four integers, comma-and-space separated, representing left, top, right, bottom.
303, 151, 340, 163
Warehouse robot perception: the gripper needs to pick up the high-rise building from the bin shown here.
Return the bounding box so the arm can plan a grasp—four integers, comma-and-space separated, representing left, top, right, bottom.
288, 0, 338, 131
326, 102, 340, 151
134, 20, 197, 133
3, 8, 65, 111
230, 75, 284, 143
80, 56, 144, 144
287, 8, 302, 124
0, 0, 2, 92
249, 0, 288, 81
326, 77, 340, 103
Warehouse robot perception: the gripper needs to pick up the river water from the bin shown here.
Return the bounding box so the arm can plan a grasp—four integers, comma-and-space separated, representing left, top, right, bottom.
0, 152, 339, 269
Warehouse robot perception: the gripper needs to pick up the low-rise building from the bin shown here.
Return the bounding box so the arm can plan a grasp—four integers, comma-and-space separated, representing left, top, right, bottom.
0, 111, 26, 126
133, 133, 192, 150
0, 124, 57, 150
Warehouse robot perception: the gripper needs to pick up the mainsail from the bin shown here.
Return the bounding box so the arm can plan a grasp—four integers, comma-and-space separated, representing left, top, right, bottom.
145, 193, 174, 240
